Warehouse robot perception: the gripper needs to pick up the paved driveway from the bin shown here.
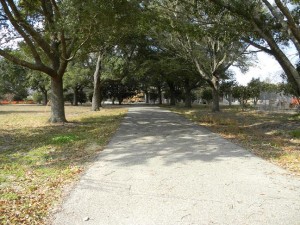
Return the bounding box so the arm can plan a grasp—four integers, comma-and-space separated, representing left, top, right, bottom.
52, 106, 300, 225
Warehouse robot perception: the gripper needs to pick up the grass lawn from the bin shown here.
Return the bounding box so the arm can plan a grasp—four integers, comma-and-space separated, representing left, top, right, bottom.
0, 104, 127, 225
164, 105, 300, 175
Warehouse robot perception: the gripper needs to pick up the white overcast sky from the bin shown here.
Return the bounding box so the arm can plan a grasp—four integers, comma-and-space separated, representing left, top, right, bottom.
231, 0, 299, 86
231, 52, 284, 85
232, 44, 299, 85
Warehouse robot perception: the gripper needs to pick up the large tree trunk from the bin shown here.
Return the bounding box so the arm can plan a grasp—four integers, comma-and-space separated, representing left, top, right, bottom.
228, 93, 232, 106
168, 82, 176, 106
184, 79, 192, 108
73, 87, 79, 106
184, 91, 192, 108
254, 25, 300, 95
49, 76, 67, 123
157, 86, 163, 105
92, 53, 102, 111
212, 88, 220, 112
211, 77, 220, 112
118, 98, 123, 105
144, 90, 150, 104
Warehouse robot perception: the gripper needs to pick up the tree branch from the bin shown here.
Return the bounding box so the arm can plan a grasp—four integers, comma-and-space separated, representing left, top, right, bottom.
0, 49, 55, 76
274, 0, 300, 54
41, 0, 54, 25
243, 38, 273, 55
6, 0, 53, 59
0, 0, 42, 64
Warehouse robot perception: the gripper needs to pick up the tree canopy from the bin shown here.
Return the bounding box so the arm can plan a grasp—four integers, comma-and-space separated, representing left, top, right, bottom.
1, 0, 299, 119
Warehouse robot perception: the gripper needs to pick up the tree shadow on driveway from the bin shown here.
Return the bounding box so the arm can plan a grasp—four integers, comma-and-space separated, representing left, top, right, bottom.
96, 107, 254, 167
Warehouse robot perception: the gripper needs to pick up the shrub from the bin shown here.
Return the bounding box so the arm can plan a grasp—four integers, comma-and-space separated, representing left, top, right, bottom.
32, 92, 43, 104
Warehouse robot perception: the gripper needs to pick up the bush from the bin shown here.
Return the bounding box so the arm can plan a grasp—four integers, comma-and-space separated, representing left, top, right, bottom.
32, 92, 43, 104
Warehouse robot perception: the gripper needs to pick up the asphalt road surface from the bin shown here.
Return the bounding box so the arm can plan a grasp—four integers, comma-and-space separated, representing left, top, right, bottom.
52, 106, 300, 225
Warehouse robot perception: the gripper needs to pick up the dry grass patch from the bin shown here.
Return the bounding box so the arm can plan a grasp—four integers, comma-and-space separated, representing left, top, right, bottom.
165, 105, 300, 175
0, 105, 127, 225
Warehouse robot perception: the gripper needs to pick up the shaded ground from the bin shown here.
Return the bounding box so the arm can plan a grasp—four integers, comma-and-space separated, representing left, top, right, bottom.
168, 106, 300, 174
52, 106, 300, 225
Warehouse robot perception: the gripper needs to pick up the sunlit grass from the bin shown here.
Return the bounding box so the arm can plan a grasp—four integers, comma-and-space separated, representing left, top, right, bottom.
0, 105, 127, 225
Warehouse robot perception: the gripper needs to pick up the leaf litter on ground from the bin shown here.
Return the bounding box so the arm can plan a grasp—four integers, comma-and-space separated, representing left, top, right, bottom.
0, 105, 127, 225
165, 105, 300, 175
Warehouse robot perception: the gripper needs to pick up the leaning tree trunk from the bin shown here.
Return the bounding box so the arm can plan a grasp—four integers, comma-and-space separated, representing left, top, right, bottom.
49, 76, 67, 123
92, 53, 102, 111
253, 23, 300, 94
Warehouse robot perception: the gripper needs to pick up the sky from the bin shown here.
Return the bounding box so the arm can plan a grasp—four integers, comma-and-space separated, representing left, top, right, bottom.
231, 52, 283, 86
231, 45, 298, 86
231, 0, 299, 86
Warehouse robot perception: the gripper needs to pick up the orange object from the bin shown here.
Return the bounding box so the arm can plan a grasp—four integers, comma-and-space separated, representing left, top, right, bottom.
291, 97, 300, 105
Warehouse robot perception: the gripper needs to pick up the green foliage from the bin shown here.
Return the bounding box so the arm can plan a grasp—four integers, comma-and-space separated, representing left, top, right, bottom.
147, 0, 253, 111
261, 82, 279, 93
201, 88, 213, 104
232, 85, 251, 107
290, 130, 300, 139
78, 0, 145, 53
27, 70, 50, 93
64, 62, 91, 89
64, 90, 87, 105
220, 78, 237, 100
103, 79, 137, 104
0, 59, 29, 100
64, 93, 74, 104
1, 192, 19, 201
52, 134, 79, 144
32, 92, 43, 104
209, 0, 300, 94
247, 78, 262, 105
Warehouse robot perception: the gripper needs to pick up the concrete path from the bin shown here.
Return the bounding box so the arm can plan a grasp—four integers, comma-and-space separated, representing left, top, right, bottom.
52, 107, 300, 225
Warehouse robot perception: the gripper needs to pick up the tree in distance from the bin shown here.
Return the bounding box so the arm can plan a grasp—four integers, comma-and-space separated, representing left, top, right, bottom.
0, 1, 91, 122
150, 0, 253, 111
